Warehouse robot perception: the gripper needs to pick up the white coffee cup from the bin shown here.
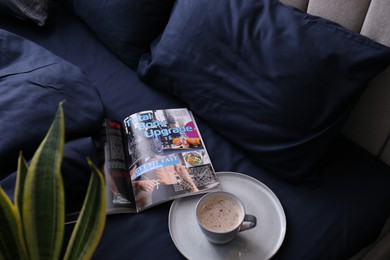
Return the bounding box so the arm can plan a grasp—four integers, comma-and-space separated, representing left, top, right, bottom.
196, 191, 257, 244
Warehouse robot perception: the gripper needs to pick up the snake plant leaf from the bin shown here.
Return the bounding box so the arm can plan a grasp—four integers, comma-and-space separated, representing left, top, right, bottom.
0, 187, 28, 260
22, 102, 65, 260
15, 153, 28, 221
64, 159, 106, 260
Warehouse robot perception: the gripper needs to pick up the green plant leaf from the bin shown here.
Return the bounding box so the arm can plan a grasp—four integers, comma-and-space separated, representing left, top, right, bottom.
64, 159, 107, 260
15, 152, 28, 222
22, 102, 65, 260
0, 187, 28, 260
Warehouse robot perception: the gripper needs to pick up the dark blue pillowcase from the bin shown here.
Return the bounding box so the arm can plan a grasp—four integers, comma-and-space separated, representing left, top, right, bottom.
65, 0, 175, 69
0, 29, 104, 178
138, 0, 390, 182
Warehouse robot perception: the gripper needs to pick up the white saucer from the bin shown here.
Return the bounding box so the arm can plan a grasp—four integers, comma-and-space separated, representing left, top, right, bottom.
168, 171, 286, 260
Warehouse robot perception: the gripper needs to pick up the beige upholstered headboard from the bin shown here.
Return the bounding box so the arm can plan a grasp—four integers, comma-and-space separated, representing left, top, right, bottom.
280, 0, 390, 166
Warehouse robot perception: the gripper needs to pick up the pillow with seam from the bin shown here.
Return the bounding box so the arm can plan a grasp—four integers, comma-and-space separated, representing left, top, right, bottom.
0, 29, 104, 178
62, 0, 175, 70
138, 0, 390, 182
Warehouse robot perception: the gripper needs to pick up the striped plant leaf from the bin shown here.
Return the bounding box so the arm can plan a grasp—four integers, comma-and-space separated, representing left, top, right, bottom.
1, 101, 106, 259
22, 102, 65, 260
15, 153, 28, 222
64, 159, 107, 260
0, 187, 28, 260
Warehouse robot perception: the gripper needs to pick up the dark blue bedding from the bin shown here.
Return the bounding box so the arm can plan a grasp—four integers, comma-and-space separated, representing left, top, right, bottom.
0, 28, 104, 177
139, 0, 390, 182
1, 2, 390, 259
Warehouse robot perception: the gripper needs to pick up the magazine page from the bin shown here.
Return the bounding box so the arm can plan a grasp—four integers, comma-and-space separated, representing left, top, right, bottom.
123, 108, 220, 212
95, 119, 137, 214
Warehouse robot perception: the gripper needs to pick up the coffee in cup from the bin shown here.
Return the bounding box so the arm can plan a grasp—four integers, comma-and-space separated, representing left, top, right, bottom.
196, 191, 257, 244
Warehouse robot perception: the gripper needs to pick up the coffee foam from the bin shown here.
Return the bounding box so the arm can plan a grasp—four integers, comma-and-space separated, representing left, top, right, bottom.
197, 196, 243, 232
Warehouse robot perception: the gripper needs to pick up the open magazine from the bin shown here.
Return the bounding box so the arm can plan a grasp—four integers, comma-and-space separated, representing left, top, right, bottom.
94, 108, 221, 214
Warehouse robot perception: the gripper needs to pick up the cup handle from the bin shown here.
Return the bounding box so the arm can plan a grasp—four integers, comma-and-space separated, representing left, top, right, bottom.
239, 214, 257, 232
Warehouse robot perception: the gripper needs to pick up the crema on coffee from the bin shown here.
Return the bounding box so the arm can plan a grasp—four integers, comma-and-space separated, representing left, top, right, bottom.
197, 197, 243, 232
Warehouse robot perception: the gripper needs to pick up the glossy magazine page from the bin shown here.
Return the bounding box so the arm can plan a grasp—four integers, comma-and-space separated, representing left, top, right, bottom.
97, 108, 220, 214
124, 108, 220, 212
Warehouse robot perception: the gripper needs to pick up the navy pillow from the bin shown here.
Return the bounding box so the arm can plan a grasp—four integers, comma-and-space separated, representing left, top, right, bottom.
64, 0, 175, 69
0, 29, 104, 178
0, 0, 48, 26
138, 0, 390, 182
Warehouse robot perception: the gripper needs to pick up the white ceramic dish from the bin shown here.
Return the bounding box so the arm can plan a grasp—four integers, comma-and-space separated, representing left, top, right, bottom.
169, 171, 286, 260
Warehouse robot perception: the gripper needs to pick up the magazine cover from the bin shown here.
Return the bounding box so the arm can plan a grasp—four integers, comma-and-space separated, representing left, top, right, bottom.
95, 108, 221, 214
